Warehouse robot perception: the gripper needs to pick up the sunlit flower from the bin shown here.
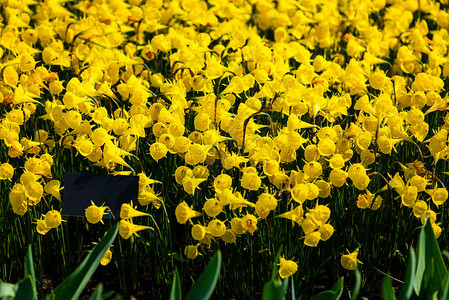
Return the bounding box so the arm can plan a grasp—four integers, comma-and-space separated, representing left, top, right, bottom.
45, 210, 63, 228
175, 201, 202, 224
119, 219, 151, 240
85, 201, 108, 224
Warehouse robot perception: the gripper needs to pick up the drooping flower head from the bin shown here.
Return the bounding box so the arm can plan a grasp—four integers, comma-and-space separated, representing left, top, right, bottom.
119, 219, 151, 240
278, 257, 298, 279
184, 244, 200, 259
120, 201, 149, 219
241, 213, 258, 234
85, 201, 108, 224
45, 210, 63, 228
341, 248, 362, 270
175, 201, 202, 224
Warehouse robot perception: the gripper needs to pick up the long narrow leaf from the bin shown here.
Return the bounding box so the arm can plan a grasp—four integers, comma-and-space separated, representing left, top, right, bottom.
50, 223, 119, 300
15, 277, 35, 300
439, 271, 449, 300
282, 277, 289, 294
170, 269, 182, 300
262, 279, 285, 300
312, 277, 344, 300
271, 246, 284, 281
101, 291, 115, 299
414, 219, 447, 296
0, 278, 34, 299
443, 251, 449, 264
184, 250, 222, 300
441, 251, 449, 299
419, 258, 436, 300
24, 246, 37, 300
0, 283, 17, 298
291, 276, 296, 300
88, 283, 104, 300
398, 248, 416, 300
350, 268, 361, 300
381, 276, 397, 300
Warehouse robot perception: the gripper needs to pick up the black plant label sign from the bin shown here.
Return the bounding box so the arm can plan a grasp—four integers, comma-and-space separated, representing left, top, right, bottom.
62, 172, 139, 218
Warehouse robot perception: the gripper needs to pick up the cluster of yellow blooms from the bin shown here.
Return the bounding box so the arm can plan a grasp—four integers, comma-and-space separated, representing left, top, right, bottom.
84, 200, 151, 264
2, 0, 449, 277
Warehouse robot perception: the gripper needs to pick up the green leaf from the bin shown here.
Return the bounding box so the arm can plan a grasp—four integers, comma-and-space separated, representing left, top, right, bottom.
0, 283, 17, 299
170, 269, 182, 300
414, 219, 447, 296
398, 248, 416, 300
24, 245, 37, 300
350, 268, 361, 300
439, 270, 449, 300
271, 246, 284, 281
184, 250, 222, 300
381, 276, 397, 300
312, 277, 344, 300
88, 283, 104, 300
291, 276, 296, 300
168, 252, 187, 263
440, 251, 449, 299
419, 258, 438, 300
262, 246, 288, 300
50, 223, 119, 300
282, 277, 289, 294
101, 291, 115, 299
262, 279, 285, 300
443, 251, 449, 263
0, 277, 35, 300
262, 245, 293, 300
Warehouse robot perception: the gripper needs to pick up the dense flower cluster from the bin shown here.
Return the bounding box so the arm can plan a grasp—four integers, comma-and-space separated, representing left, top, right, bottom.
1, 0, 449, 277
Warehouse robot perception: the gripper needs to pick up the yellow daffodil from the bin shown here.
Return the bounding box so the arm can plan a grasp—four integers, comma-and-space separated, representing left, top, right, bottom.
0, 163, 14, 180
241, 213, 257, 234
120, 201, 149, 219
184, 244, 200, 259
341, 249, 362, 271
207, 219, 227, 237
44, 210, 63, 228
278, 257, 298, 279
119, 219, 151, 240
35, 217, 51, 235
175, 201, 202, 224
85, 201, 108, 224
44, 180, 62, 201
100, 247, 113, 266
